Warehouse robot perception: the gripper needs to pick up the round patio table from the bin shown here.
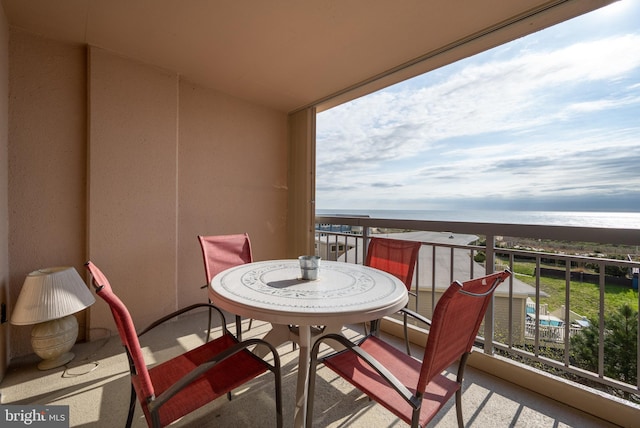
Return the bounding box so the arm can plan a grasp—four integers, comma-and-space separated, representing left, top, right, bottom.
210, 259, 408, 428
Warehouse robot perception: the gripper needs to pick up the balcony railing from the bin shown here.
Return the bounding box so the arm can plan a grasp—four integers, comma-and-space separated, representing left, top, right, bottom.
315, 214, 640, 403
524, 321, 582, 343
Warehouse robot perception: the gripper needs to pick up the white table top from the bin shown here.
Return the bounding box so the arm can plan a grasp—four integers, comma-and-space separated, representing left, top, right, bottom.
209, 259, 408, 326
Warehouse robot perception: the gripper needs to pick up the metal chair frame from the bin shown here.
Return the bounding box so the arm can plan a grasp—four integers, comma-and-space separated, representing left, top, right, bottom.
307, 270, 511, 428
198, 233, 253, 341
365, 236, 422, 355
86, 261, 283, 428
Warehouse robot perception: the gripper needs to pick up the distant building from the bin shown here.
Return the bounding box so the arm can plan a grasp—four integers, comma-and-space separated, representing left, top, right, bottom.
315, 235, 356, 261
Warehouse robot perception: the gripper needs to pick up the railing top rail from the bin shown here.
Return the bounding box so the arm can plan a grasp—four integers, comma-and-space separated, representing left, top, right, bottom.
315, 215, 640, 246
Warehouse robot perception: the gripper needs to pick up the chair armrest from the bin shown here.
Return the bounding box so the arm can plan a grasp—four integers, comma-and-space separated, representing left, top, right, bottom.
399, 307, 432, 327
137, 303, 227, 337
149, 337, 280, 413
311, 334, 417, 407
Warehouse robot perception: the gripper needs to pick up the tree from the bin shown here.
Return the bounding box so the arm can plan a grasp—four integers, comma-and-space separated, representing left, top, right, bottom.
605, 304, 638, 385
571, 318, 600, 372
571, 304, 638, 398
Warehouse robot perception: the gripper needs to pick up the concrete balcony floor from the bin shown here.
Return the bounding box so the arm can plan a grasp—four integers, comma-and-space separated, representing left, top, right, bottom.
0, 310, 620, 427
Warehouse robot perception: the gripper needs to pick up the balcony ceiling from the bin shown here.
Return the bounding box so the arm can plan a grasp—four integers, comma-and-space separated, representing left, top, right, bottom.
1, 0, 608, 112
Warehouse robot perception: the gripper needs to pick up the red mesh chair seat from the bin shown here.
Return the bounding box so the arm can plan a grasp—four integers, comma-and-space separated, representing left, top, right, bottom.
307, 270, 511, 428
86, 261, 282, 428
147, 334, 270, 426
324, 336, 459, 426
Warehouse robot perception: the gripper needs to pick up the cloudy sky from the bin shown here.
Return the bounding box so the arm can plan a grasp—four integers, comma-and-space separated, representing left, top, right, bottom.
316, 1, 640, 213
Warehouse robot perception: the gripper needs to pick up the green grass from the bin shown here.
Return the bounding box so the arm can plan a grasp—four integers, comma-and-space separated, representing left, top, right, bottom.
508, 261, 638, 322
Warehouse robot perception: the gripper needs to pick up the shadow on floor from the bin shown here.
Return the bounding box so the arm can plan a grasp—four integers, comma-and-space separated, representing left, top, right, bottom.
0, 310, 618, 427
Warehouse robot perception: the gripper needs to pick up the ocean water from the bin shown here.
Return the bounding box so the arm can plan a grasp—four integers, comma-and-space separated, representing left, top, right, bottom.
316, 209, 640, 230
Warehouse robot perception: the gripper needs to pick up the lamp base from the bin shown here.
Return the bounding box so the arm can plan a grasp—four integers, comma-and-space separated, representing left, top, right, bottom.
31, 315, 79, 371
37, 352, 75, 370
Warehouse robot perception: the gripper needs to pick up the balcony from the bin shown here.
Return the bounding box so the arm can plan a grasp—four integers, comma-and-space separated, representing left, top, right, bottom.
0, 311, 626, 427
1, 217, 638, 427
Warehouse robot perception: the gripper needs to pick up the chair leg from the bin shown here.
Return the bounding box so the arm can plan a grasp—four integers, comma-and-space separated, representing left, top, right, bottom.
403, 313, 411, 356
370, 318, 380, 336
126, 384, 136, 428
305, 352, 320, 427
287, 325, 298, 351
455, 352, 469, 428
455, 388, 464, 427
235, 314, 243, 341
273, 360, 283, 428
228, 313, 244, 401
206, 303, 213, 343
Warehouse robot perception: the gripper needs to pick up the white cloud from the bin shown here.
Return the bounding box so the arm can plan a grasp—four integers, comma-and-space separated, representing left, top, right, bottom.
316, 25, 640, 210
564, 95, 640, 114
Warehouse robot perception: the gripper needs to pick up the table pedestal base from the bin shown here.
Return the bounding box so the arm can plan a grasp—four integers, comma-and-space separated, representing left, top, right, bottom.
257, 322, 343, 428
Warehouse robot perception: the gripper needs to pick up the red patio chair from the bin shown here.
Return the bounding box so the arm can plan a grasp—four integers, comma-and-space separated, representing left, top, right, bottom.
307, 269, 511, 428
365, 237, 422, 354
198, 233, 253, 341
86, 261, 282, 428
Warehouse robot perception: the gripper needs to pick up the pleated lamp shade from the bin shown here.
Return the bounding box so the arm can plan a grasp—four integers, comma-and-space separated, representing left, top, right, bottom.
11, 266, 95, 370
12, 267, 95, 325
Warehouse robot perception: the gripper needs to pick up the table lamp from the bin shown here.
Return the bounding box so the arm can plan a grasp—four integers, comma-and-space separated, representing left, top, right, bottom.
11, 267, 96, 370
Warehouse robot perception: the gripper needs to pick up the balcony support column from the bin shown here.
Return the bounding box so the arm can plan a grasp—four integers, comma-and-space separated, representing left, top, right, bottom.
287, 107, 316, 258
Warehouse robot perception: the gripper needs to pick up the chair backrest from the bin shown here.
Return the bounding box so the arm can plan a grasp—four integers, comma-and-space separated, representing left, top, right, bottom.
198, 234, 253, 284
417, 270, 511, 392
84, 261, 156, 403
365, 237, 421, 290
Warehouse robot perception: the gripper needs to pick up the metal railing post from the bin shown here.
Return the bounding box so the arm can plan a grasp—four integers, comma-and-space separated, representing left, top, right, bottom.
484, 233, 495, 354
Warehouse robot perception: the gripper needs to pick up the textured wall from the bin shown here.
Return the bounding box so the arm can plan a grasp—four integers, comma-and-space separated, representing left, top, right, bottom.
0, 2, 10, 378
7, 30, 86, 359
176, 81, 288, 308
7, 35, 289, 357
87, 47, 179, 331
87, 48, 289, 332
